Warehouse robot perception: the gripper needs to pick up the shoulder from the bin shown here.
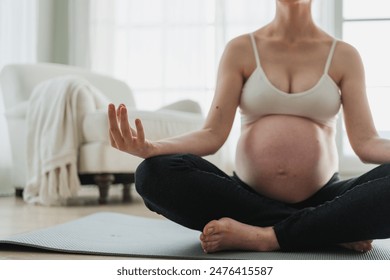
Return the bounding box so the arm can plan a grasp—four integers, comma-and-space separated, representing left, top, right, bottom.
221, 34, 253, 61
335, 40, 364, 67
219, 34, 254, 72
226, 34, 252, 51
332, 40, 365, 83
331, 40, 367, 98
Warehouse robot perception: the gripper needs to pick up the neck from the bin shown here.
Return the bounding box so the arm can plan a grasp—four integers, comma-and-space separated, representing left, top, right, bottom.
269, 0, 316, 41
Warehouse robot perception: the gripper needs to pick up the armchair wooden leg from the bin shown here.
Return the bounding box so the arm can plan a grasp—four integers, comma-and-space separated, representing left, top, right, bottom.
94, 174, 115, 204
122, 183, 132, 203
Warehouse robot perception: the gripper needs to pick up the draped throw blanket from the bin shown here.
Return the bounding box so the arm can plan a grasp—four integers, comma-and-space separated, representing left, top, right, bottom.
24, 76, 108, 206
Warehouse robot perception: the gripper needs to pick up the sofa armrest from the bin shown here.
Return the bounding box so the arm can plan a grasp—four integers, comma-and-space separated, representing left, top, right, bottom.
4, 101, 28, 119
82, 108, 204, 143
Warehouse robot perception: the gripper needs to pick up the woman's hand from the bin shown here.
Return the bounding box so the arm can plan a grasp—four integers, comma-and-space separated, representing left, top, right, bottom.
108, 103, 154, 158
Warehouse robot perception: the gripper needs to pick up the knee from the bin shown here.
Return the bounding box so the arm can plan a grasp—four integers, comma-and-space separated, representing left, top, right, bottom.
374, 163, 390, 177
381, 163, 390, 172
135, 153, 200, 197
135, 156, 167, 197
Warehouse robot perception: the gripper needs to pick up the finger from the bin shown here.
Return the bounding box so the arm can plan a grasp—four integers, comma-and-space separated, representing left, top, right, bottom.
108, 103, 125, 147
119, 105, 133, 140
116, 104, 124, 126
135, 119, 145, 143
124, 106, 137, 136
117, 104, 124, 118
108, 103, 119, 130
109, 130, 118, 148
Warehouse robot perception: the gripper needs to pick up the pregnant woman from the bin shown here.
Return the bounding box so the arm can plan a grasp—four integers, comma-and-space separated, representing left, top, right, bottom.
108, 0, 390, 253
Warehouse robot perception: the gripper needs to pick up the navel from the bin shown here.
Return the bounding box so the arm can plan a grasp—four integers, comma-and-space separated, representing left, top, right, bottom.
277, 168, 287, 176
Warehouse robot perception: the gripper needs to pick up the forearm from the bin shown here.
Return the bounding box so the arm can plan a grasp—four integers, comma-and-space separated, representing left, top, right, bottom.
147, 128, 224, 158
356, 136, 390, 164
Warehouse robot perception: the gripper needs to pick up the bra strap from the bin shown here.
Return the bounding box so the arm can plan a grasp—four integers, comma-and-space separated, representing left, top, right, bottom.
324, 39, 338, 74
249, 33, 261, 67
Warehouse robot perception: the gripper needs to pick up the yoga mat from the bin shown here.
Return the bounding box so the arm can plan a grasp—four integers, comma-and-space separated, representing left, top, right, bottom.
1, 212, 390, 260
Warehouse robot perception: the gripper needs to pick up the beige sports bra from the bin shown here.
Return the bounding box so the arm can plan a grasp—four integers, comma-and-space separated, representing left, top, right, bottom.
239, 33, 342, 127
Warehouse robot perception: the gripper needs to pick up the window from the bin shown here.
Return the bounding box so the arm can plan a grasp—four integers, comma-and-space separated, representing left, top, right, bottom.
337, 0, 390, 174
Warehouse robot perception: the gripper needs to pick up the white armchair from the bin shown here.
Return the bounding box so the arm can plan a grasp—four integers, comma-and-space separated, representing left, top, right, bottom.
0, 63, 227, 204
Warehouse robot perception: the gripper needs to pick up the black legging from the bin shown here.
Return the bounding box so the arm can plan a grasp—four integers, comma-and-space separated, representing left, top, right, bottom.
135, 154, 390, 250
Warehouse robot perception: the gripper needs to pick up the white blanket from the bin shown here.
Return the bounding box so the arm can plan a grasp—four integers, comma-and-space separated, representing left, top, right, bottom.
24, 76, 109, 206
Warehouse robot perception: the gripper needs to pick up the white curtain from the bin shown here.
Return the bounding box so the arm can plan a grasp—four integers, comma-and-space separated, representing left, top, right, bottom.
68, 0, 91, 68
0, 0, 37, 195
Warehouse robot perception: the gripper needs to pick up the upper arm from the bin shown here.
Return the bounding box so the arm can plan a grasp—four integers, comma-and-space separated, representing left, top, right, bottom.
202, 36, 249, 147
338, 42, 378, 157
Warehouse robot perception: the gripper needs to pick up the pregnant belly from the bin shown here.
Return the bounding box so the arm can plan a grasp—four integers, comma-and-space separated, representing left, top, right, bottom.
235, 115, 338, 203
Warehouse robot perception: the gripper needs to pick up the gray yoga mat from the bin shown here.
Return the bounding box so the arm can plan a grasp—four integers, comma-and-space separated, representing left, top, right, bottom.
1, 212, 390, 260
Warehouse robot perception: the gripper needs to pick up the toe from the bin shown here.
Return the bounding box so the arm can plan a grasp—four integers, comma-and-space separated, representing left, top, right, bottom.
202, 240, 219, 254
203, 220, 219, 236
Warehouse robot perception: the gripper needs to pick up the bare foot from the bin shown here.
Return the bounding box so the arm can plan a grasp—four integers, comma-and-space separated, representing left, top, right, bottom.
199, 217, 280, 253
339, 240, 373, 253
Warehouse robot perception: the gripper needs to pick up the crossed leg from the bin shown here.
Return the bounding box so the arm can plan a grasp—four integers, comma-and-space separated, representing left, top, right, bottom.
136, 155, 390, 254
200, 218, 373, 253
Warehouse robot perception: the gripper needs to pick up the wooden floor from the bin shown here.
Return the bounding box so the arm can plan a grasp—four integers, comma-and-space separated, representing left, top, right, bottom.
0, 185, 162, 260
